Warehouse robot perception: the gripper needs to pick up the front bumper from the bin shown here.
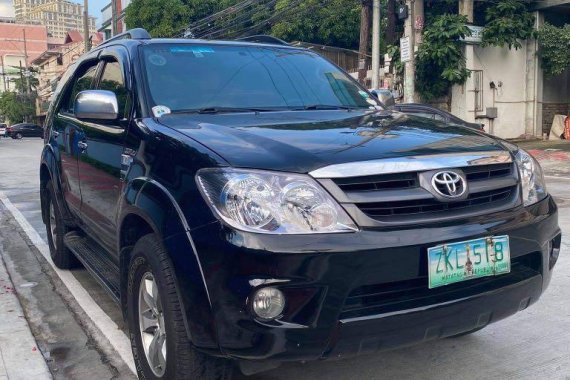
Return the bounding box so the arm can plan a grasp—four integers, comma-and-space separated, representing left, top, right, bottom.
189, 195, 560, 362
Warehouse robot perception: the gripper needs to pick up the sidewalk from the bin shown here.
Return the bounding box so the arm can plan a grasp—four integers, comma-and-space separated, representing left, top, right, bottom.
0, 254, 51, 380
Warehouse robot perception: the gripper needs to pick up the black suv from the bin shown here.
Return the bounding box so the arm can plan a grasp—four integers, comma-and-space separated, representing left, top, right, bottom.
40, 29, 561, 379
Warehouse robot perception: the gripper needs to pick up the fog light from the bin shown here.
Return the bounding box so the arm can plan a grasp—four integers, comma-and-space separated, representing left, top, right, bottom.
252, 287, 285, 320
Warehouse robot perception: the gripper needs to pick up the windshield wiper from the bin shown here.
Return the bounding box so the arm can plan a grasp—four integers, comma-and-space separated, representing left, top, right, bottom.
173, 107, 277, 114
293, 104, 363, 111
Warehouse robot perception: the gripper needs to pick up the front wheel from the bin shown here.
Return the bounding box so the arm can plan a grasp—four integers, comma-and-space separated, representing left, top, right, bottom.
127, 234, 236, 379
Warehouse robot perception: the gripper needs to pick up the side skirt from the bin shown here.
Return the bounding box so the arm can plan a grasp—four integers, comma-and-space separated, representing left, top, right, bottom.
64, 231, 120, 303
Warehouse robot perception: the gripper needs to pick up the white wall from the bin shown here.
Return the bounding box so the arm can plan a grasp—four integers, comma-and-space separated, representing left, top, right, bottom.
453, 44, 531, 139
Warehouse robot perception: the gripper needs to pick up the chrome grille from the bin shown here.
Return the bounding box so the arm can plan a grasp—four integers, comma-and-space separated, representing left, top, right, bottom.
313, 152, 520, 227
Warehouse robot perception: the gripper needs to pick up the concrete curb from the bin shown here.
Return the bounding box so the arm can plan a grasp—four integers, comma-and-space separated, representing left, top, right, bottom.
0, 251, 52, 380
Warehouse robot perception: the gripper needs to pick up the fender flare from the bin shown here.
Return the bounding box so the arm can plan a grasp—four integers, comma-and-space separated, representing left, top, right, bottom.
39, 144, 75, 226
117, 177, 219, 351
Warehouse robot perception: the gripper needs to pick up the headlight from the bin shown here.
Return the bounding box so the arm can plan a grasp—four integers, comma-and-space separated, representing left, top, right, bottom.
196, 168, 357, 234
515, 149, 547, 206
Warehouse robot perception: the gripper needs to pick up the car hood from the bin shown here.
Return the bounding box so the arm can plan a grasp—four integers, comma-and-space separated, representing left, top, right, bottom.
157, 110, 507, 173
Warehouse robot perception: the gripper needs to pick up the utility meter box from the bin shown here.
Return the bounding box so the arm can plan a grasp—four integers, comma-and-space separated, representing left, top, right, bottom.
486, 107, 498, 119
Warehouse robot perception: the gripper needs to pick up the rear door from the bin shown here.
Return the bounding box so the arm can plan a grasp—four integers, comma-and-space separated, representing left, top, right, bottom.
52, 60, 101, 216
77, 48, 131, 255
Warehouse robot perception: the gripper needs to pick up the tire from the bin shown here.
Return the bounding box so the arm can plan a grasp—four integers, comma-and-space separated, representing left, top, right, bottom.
15, 132, 23, 139
45, 180, 79, 269
447, 326, 486, 338
127, 234, 236, 380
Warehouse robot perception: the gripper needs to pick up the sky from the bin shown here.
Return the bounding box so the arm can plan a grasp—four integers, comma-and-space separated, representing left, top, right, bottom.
0, 0, 108, 26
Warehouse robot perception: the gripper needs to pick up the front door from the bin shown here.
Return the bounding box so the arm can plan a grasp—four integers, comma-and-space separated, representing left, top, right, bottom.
52, 61, 99, 217
78, 57, 130, 255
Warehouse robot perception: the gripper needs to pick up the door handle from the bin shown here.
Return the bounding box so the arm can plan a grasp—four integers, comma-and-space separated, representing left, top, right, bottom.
78, 141, 88, 151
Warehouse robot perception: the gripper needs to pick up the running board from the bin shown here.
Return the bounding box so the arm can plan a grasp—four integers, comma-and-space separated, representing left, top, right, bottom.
63, 231, 120, 303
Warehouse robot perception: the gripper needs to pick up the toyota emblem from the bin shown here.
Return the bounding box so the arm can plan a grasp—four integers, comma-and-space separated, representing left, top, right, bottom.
431, 171, 466, 198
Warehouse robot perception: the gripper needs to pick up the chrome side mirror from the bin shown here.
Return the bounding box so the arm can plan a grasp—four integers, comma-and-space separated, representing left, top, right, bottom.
74, 90, 119, 120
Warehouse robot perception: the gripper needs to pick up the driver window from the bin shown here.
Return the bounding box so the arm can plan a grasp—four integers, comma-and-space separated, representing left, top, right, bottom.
98, 60, 129, 119
63, 62, 98, 114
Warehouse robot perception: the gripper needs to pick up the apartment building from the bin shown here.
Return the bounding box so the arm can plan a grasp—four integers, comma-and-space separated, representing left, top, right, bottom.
0, 21, 48, 92
13, 0, 96, 41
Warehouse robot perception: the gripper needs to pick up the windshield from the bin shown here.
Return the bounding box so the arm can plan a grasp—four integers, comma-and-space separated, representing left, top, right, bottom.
141, 43, 379, 113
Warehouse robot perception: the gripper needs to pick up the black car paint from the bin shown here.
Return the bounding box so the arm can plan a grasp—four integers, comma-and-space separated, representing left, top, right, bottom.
8, 123, 44, 138
393, 103, 485, 131
40, 38, 560, 367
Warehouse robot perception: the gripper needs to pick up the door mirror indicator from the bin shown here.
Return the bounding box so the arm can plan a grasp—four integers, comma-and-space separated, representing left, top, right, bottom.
74, 90, 119, 120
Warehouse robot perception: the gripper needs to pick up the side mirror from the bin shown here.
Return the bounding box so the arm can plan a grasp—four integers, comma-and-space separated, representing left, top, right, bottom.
74, 90, 119, 120
370, 89, 395, 108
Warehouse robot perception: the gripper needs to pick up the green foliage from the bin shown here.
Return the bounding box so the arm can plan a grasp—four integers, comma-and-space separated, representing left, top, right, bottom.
537, 23, 570, 77
125, 0, 191, 37
386, 44, 403, 75
481, 0, 535, 50
415, 14, 471, 100
270, 0, 361, 49
0, 91, 36, 124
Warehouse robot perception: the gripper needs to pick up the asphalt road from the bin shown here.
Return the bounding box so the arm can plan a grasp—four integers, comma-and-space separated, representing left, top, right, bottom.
0, 137, 569, 380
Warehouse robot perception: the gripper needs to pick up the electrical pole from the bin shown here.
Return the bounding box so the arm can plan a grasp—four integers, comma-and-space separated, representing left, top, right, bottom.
403, 0, 416, 103
22, 28, 30, 94
83, 0, 90, 53
371, 0, 381, 89
386, 0, 396, 45
0, 55, 6, 92
358, 0, 371, 86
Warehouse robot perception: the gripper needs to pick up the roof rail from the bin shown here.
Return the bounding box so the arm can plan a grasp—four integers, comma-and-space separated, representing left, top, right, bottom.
98, 28, 151, 47
235, 35, 289, 46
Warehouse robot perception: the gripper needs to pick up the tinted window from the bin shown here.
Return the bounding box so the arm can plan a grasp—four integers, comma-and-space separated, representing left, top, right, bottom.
98, 60, 129, 118
63, 62, 98, 113
142, 44, 378, 112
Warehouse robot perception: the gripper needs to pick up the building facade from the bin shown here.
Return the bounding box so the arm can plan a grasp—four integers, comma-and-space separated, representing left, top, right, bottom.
0, 21, 48, 92
391, 0, 570, 139
32, 30, 103, 120
98, 0, 131, 39
13, 0, 96, 41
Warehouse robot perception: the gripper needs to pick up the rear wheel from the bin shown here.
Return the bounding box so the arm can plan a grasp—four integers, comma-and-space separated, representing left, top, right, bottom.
15, 132, 23, 139
45, 180, 78, 269
127, 234, 236, 379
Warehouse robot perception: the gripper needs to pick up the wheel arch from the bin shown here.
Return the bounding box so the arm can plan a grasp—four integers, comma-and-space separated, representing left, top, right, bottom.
118, 178, 220, 352
39, 145, 71, 225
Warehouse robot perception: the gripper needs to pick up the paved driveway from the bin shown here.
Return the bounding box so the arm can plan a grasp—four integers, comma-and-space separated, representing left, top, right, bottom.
0, 138, 569, 379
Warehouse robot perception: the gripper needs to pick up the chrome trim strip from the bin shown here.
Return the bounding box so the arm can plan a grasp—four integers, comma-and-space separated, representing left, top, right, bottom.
309, 151, 512, 179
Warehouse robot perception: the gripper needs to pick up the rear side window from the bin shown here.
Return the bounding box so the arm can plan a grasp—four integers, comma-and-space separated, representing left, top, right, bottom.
97, 60, 129, 118
62, 62, 99, 114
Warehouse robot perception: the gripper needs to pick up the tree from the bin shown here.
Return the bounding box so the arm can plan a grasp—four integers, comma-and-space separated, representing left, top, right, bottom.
0, 91, 36, 124
125, 0, 191, 37
537, 23, 570, 77
415, 14, 471, 100
481, 0, 535, 50
270, 0, 363, 49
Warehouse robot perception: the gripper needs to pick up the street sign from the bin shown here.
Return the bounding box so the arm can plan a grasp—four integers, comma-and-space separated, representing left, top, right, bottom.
462, 25, 484, 44
400, 36, 411, 63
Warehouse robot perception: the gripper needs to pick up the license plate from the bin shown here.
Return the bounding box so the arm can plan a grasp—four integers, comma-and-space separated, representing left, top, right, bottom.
427, 236, 511, 289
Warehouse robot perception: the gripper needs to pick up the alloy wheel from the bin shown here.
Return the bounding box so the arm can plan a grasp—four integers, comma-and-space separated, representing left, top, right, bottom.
138, 272, 167, 377
49, 202, 57, 250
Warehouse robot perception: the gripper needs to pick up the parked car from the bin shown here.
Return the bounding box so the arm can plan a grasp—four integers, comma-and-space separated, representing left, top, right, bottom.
393, 103, 485, 131
7, 123, 44, 139
0, 123, 6, 137
40, 29, 560, 380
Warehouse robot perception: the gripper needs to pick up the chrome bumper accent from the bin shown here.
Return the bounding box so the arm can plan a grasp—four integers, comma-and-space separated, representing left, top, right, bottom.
309, 151, 512, 179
